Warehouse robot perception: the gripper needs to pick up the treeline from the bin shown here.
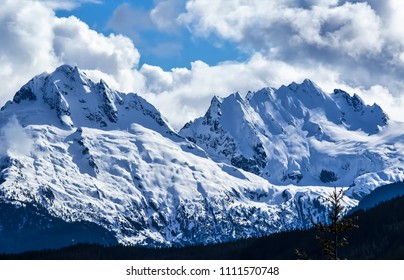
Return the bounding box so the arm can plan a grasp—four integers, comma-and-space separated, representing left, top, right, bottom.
2, 194, 404, 260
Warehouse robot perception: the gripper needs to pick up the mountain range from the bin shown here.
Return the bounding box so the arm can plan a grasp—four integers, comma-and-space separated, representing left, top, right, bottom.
0, 65, 402, 253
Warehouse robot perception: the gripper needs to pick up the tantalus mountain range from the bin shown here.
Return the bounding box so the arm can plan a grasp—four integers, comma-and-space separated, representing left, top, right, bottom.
0, 65, 402, 253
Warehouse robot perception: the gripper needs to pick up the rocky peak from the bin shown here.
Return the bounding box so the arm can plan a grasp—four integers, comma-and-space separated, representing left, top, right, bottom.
180, 79, 398, 185
333, 88, 389, 134
333, 89, 365, 112
1, 65, 173, 134
12, 82, 37, 104
204, 95, 222, 125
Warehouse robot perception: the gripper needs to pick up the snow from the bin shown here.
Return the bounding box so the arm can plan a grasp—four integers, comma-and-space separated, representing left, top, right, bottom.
180, 79, 403, 190
354, 182, 404, 211
0, 65, 402, 247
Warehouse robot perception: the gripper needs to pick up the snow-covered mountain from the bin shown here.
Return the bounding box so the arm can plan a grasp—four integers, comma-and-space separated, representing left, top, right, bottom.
0, 65, 402, 252
354, 181, 404, 211
180, 79, 403, 198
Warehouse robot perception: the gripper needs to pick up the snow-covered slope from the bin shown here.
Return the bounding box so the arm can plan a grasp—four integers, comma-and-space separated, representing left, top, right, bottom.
353, 181, 404, 211
180, 79, 403, 198
6, 65, 174, 135
0, 66, 402, 252
0, 65, 361, 251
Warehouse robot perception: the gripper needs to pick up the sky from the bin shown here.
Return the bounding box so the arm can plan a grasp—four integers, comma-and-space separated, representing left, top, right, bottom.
1, 0, 404, 129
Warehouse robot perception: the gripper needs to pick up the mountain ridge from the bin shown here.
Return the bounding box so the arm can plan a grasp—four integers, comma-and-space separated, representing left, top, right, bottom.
0, 65, 402, 252
180, 79, 400, 192
4, 65, 176, 136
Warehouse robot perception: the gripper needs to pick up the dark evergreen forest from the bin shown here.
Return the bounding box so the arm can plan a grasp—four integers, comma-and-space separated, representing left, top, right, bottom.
2, 191, 404, 260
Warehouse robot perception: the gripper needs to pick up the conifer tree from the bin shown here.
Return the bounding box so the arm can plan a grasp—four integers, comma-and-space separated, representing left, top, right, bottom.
296, 187, 358, 259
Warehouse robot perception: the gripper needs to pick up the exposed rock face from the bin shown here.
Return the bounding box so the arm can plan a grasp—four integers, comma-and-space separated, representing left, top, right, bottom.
0, 66, 402, 253
180, 80, 399, 188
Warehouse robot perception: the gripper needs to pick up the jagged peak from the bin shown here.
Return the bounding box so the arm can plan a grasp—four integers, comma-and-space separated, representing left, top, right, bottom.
189, 79, 391, 138
211, 95, 223, 105
332, 88, 389, 131
287, 78, 323, 95
352, 93, 365, 104
52, 64, 80, 81
371, 103, 389, 122
245, 90, 254, 101
302, 78, 316, 86
333, 89, 366, 111
2, 65, 174, 133
231, 91, 243, 101
54, 64, 75, 73
247, 87, 276, 103
12, 83, 37, 104
334, 89, 370, 107
333, 88, 348, 95
204, 95, 222, 120
99, 78, 110, 89
49, 64, 92, 87
9, 66, 84, 105
219, 91, 246, 109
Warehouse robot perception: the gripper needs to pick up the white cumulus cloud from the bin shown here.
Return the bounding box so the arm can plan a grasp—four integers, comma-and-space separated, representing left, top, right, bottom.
37, 0, 101, 10
177, 0, 404, 82
0, 0, 403, 131
0, 115, 33, 157
0, 0, 143, 106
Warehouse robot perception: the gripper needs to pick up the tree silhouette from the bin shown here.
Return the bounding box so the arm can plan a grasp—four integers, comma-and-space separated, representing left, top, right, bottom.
297, 187, 358, 260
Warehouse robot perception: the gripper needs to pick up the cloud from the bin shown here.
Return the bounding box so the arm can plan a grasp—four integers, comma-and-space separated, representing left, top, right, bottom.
0, 0, 403, 131
107, 1, 186, 37
343, 84, 404, 123
37, 0, 101, 10
178, 1, 384, 57
138, 51, 404, 129
150, 0, 186, 34
52, 16, 143, 92
0, 0, 58, 106
177, 0, 404, 94
139, 53, 345, 128
106, 2, 186, 65
107, 3, 155, 43
0, 115, 33, 157
188, 1, 382, 60
0, 0, 144, 106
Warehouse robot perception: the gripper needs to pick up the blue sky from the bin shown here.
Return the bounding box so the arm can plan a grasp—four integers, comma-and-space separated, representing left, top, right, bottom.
56, 0, 247, 70
0, 0, 403, 128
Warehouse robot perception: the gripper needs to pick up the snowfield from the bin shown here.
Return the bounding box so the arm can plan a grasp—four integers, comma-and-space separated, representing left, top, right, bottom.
0, 65, 402, 248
